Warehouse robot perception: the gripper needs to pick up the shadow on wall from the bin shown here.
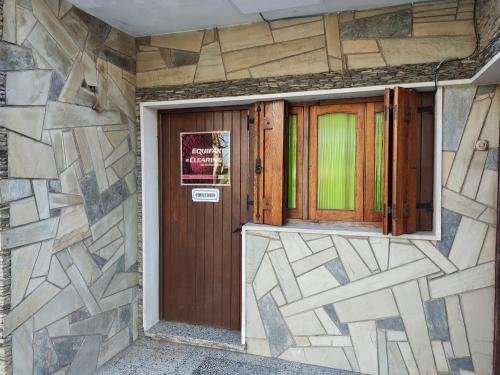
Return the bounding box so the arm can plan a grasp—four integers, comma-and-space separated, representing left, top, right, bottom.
0, 0, 138, 373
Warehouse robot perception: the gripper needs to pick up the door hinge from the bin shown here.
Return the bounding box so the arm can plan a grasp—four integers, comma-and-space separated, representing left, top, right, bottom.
418, 105, 434, 114
263, 117, 273, 130
404, 107, 411, 122
255, 157, 262, 175
247, 116, 254, 131
247, 194, 254, 209
417, 202, 433, 210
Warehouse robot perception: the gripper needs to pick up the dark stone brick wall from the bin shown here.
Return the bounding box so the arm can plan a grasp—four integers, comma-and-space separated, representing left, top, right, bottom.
0, 0, 3, 40
136, 60, 476, 103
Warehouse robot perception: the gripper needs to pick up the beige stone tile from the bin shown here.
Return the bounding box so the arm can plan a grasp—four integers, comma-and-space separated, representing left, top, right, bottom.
479, 207, 496, 226
461, 287, 494, 375
442, 187, 486, 219
333, 236, 371, 280
271, 20, 324, 43
285, 311, 325, 336
0, 106, 44, 139
270, 16, 322, 29
476, 169, 498, 208
281, 258, 439, 317
429, 261, 494, 298
413, 8, 458, 18
16, 5, 36, 45
324, 14, 341, 59
253, 254, 277, 299
105, 28, 135, 57
3, 0, 16, 43
250, 48, 328, 78
8, 132, 58, 179
137, 51, 167, 73
432, 341, 449, 372
292, 247, 337, 276
347, 53, 385, 69
297, 266, 339, 297
219, 23, 273, 52
388, 241, 424, 268
150, 31, 203, 52
271, 286, 286, 306
137, 65, 196, 88
53, 205, 91, 252
246, 288, 266, 339
309, 335, 352, 347
329, 57, 343, 71
479, 86, 500, 147
84, 127, 109, 192
411, 240, 458, 274
448, 217, 488, 270
349, 321, 378, 374
456, 11, 473, 20
413, 1, 459, 12
280, 232, 312, 262
398, 342, 419, 375
413, 15, 456, 22
246, 338, 271, 356
461, 151, 487, 198
369, 237, 389, 271
445, 295, 469, 357
11, 243, 40, 308
334, 289, 398, 323
355, 4, 410, 18
32, 0, 79, 59
194, 42, 226, 83
269, 248, 302, 303
379, 36, 475, 65
413, 21, 474, 36
10, 197, 39, 227
314, 307, 341, 335
478, 225, 496, 264
349, 238, 378, 271
393, 281, 437, 375
223, 35, 325, 72
342, 39, 379, 54
387, 330, 407, 341
202, 29, 215, 45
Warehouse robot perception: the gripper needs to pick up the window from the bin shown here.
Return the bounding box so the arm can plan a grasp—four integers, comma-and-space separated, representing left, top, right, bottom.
252, 88, 435, 236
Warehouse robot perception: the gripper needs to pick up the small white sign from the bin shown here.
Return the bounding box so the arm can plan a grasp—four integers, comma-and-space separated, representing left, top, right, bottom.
192, 188, 220, 203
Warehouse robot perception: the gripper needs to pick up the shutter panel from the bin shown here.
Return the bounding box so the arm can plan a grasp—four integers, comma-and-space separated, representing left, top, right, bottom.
391, 87, 419, 235
383, 89, 392, 235
253, 101, 286, 225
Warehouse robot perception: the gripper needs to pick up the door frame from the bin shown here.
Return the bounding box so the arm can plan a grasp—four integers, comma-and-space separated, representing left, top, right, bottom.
140, 80, 463, 347
157, 106, 251, 329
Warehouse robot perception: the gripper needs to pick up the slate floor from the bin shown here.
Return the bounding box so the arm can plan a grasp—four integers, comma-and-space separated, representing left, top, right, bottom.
95, 338, 364, 375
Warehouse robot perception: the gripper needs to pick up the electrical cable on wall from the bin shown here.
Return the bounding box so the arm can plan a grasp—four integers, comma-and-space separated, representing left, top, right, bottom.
433, 0, 481, 92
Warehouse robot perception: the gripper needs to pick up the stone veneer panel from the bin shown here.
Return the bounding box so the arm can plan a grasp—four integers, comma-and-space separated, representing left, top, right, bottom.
0, 0, 138, 374
243, 84, 498, 374
135, 0, 480, 88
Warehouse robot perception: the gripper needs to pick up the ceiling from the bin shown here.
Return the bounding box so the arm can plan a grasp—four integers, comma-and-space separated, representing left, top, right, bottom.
69, 0, 424, 37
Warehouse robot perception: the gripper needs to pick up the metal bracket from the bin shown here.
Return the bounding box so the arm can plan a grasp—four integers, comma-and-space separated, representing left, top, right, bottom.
255, 157, 262, 175
418, 105, 434, 114
247, 116, 254, 131
417, 202, 433, 210
247, 195, 254, 209
263, 197, 272, 210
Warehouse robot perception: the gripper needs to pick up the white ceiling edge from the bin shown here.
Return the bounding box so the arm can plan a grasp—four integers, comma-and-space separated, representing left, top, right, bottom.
69, 0, 424, 37
472, 52, 500, 85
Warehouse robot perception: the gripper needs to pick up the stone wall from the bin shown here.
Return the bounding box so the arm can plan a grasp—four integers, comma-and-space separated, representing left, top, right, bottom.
478, 0, 500, 48
0, 0, 138, 374
135, 0, 476, 88
245, 84, 499, 374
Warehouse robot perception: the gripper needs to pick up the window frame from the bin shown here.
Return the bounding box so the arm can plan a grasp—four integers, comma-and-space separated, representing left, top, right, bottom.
308, 103, 366, 222
286, 106, 304, 219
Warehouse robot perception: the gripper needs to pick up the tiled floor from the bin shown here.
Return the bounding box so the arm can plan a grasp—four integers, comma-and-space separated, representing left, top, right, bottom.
95, 338, 363, 375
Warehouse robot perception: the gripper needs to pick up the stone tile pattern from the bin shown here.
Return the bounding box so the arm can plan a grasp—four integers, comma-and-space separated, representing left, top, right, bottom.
244, 85, 498, 374
0, 1, 138, 374
135, 0, 477, 88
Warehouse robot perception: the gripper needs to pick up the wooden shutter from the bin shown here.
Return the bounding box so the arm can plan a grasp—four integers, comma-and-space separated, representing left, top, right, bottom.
253, 101, 286, 225
384, 87, 419, 235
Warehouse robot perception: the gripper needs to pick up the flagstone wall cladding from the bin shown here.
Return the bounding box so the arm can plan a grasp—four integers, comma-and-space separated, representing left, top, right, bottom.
0, 0, 138, 374
135, 0, 477, 88
245, 84, 499, 374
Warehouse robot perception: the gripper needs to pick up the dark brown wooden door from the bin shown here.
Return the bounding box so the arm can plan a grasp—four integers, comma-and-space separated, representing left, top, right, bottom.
159, 108, 251, 330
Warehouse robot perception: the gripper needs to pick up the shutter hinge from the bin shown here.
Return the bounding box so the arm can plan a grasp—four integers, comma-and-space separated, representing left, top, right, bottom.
385, 104, 393, 119
247, 116, 254, 130
264, 117, 273, 130
417, 202, 433, 210
255, 157, 262, 175
384, 204, 392, 216
403, 202, 410, 218
418, 105, 434, 114
247, 194, 254, 209
404, 108, 411, 122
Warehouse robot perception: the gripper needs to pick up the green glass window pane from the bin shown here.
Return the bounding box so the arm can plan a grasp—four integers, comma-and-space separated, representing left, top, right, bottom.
287, 115, 297, 209
374, 112, 384, 212
317, 113, 356, 210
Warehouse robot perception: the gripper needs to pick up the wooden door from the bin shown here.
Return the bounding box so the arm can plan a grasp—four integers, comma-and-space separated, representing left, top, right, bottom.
159, 107, 251, 330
